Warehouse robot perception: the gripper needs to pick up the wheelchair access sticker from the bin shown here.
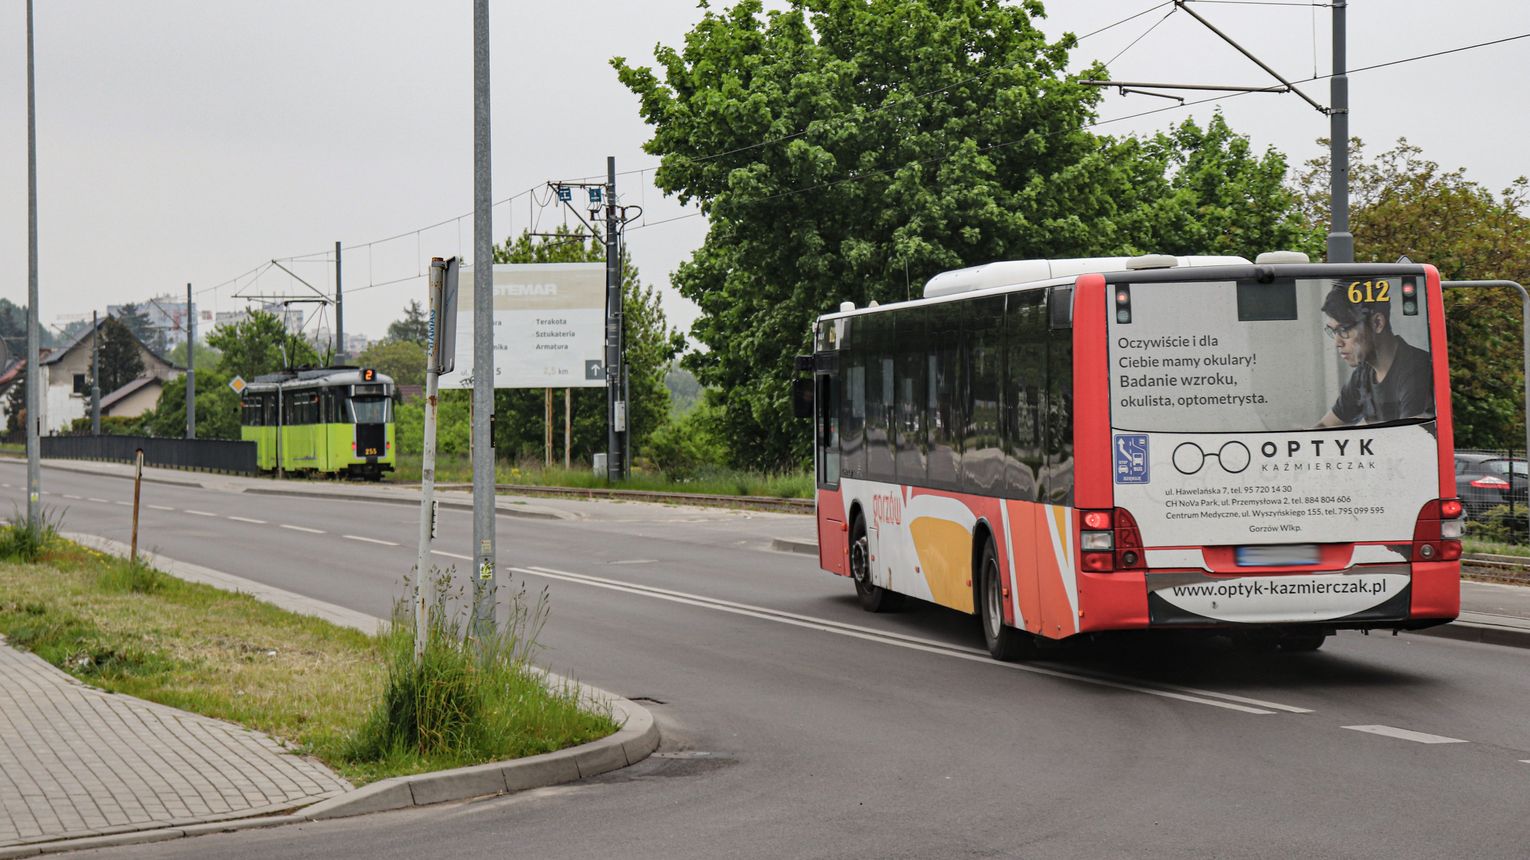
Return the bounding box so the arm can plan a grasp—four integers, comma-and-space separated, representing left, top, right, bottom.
1114, 434, 1150, 484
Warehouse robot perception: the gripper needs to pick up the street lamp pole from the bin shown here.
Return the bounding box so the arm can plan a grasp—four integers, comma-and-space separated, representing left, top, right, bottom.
1327, 0, 1353, 264
25, 0, 42, 526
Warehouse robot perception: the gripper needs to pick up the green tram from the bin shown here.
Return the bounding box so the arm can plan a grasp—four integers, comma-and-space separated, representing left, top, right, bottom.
239, 367, 397, 480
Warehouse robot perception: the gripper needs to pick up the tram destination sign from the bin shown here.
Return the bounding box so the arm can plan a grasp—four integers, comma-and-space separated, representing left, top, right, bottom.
437, 263, 607, 390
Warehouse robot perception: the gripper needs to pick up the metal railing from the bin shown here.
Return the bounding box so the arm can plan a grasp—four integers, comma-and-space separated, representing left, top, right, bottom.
40, 435, 257, 475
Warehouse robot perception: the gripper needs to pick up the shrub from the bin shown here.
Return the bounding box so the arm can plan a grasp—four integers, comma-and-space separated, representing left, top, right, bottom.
0, 508, 61, 563
1468, 504, 1528, 545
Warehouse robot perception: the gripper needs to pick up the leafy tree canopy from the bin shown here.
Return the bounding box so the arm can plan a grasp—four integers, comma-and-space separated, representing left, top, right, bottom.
142, 369, 241, 441
207, 310, 320, 381
616, 0, 1309, 468
167, 340, 222, 371
356, 339, 426, 388
1297, 138, 1530, 450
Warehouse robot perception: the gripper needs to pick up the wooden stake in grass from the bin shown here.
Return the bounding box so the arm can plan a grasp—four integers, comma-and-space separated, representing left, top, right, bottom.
131, 448, 143, 563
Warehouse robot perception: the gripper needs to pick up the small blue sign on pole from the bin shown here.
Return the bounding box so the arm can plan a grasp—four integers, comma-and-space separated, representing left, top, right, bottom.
1114, 434, 1150, 484
556, 186, 572, 203
587, 188, 603, 205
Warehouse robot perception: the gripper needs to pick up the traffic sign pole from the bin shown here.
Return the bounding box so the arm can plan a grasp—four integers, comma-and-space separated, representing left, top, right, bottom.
414, 259, 447, 662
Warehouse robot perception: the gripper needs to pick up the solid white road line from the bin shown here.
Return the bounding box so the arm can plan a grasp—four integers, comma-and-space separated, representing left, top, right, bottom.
515, 564, 1291, 716
227, 516, 266, 524
185, 510, 218, 517
344, 534, 399, 546
280, 524, 325, 534
1342, 725, 1467, 744
148, 505, 175, 511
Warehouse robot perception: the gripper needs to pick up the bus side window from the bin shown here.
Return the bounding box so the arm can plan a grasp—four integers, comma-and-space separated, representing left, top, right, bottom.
1043, 303, 1075, 506
963, 297, 1005, 495
817, 373, 839, 487
1004, 291, 1045, 502
864, 312, 896, 483
840, 318, 866, 480
927, 302, 963, 491
895, 309, 927, 486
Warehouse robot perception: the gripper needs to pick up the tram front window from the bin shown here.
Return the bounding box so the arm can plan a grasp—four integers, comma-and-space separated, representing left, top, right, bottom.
349, 397, 391, 424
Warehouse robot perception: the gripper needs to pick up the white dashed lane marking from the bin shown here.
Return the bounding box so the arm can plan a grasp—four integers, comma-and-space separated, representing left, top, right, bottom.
185, 510, 217, 517
62, 495, 81, 500
344, 535, 398, 546
431, 550, 471, 561
227, 516, 266, 525
113, 501, 133, 507
148, 505, 174, 511
280, 524, 325, 534
87, 498, 109, 503
1343, 725, 1467, 744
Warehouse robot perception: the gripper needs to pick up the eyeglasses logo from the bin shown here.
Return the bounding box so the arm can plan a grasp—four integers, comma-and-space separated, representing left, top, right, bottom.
1172, 440, 1251, 475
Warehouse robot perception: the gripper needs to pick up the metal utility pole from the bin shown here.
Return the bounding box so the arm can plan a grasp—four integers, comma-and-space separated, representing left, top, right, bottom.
1327, 0, 1353, 263
25, 0, 41, 527
415, 259, 448, 662
186, 283, 195, 439
604, 156, 626, 481
334, 241, 344, 364
471, 0, 497, 640
90, 312, 100, 435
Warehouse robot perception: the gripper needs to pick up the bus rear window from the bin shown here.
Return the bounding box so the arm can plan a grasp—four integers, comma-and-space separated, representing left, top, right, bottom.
1109, 276, 1433, 433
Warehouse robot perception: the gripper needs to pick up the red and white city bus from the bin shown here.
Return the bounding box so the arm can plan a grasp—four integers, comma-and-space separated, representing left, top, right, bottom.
800, 254, 1461, 659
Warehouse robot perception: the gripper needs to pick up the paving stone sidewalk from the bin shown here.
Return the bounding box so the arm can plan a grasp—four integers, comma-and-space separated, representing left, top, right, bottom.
0, 639, 349, 848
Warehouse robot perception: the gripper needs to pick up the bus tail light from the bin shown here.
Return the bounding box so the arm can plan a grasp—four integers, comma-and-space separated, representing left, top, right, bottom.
1081, 509, 1115, 571
1412, 499, 1463, 563
1080, 509, 1146, 572
1115, 508, 1145, 570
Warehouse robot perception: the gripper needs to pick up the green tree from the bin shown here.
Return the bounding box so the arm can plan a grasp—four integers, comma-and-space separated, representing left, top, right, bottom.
355, 339, 426, 387
140, 369, 242, 440
98, 317, 146, 394
207, 310, 321, 381
1296, 138, 1530, 449
486, 225, 684, 464
3, 375, 25, 442
387, 300, 430, 346
167, 340, 222, 371
615, 0, 1310, 468
114, 303, 162, 354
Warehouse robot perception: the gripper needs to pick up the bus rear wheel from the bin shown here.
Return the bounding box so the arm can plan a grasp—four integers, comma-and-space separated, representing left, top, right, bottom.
979, 537, 1035, 661
850, 514, 900, 613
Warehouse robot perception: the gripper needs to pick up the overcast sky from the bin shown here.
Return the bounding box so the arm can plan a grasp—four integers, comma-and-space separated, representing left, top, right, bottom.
2, 1, 1526, 351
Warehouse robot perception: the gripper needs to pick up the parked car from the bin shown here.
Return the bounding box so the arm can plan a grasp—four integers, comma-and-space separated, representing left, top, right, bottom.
1454, 452, 1529, 516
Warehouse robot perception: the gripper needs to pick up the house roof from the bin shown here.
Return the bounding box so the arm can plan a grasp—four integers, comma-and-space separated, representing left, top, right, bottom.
98, 375, 162, 412
42, 316, 181, 371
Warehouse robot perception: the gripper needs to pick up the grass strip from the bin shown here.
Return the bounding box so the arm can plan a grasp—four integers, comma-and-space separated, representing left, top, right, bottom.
390, 453, 813, 499
0, 539, 616, 786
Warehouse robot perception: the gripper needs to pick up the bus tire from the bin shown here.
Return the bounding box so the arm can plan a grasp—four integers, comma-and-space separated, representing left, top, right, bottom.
850, 514, 900, 612
979, 537, 1035, 661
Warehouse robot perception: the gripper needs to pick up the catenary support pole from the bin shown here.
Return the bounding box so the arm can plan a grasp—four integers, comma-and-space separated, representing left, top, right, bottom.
334, 241, 344, 364
1327, 0, 1353, 263
186, 283, 195, 439
605, 156, 624, 480
90, 311, 100, 435
415, 259, 447, 662
25, 0, 41, 527
1443, 279, 1530, 542
564, 388, 571, 470
471, 0, 497, 640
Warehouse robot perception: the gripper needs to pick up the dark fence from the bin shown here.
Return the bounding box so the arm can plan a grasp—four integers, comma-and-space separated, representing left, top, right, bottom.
40, 435, 258, 475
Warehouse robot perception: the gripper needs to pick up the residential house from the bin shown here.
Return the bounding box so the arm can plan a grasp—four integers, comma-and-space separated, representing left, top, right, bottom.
36, 318, 181, 433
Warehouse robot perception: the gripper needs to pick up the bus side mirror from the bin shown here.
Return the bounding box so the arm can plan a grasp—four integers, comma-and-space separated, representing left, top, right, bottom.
1049, 286, 1073, 330
792, 377, 814, 419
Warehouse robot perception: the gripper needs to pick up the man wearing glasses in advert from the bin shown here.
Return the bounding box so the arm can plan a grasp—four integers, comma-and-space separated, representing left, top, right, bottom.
1316, 280, 1433, 427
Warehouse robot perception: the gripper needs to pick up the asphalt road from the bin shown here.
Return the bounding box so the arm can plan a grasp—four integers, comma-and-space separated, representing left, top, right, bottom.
3, 461, 1528, 859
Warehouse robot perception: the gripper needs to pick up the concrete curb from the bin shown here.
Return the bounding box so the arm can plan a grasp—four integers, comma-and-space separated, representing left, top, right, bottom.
771, 536, 818, 556
2, 456, 205, 488
15, 534, 662, 857
239, 485, 573, 520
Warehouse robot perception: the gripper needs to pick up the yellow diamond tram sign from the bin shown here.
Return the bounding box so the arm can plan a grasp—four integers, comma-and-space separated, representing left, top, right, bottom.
228, 375, 247, 395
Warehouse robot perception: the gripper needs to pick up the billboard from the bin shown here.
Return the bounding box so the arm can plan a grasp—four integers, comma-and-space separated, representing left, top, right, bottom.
437, 263, 607, 390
